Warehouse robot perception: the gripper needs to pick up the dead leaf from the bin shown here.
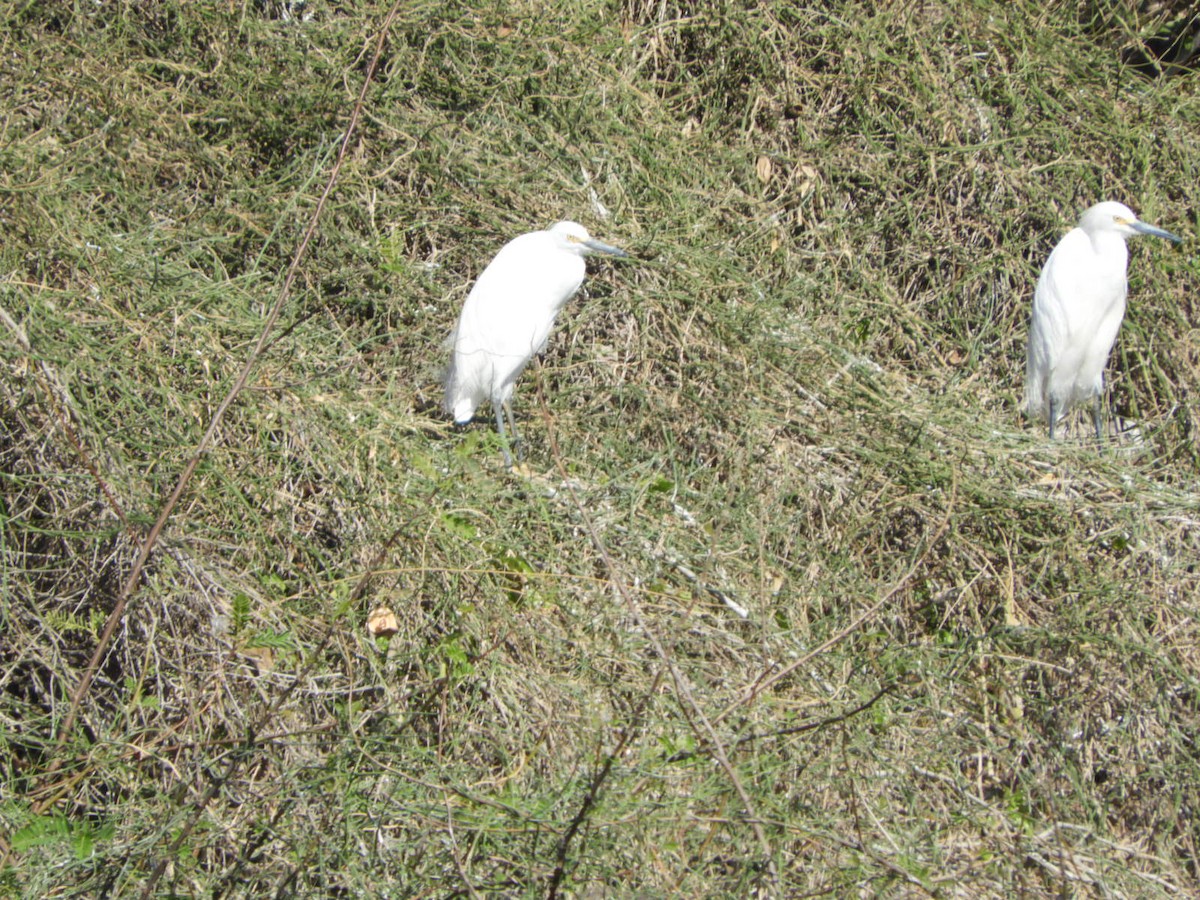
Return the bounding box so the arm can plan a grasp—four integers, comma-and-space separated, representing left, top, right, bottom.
756, 154, 772, 184
367, 605, 399, 638
796, 163, 818, 198
241, 646, 275, 673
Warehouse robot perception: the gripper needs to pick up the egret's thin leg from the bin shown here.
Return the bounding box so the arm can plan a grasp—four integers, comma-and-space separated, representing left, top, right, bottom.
503, 401, 523, 461
1048, 397, 1058, 440
492, 401, 514, 468
1092, 394, 1104, 442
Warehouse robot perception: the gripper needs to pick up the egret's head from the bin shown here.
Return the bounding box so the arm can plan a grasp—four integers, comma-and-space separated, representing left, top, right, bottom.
549, 221, 631, 258
1081, 201, 1183, 244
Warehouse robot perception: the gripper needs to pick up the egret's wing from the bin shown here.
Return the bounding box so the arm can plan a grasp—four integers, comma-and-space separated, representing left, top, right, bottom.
1078, 273, 1128, 401
455, 236, 585, 362
1032, 230, 1088, 335
446, 233, 586, 418
1026, 231, 1079, 415
443, 236, 540, 420
1030, 227, 1130, 413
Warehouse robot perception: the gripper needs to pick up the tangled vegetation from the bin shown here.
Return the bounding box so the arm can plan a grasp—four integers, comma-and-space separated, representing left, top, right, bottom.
2, 0, 1200, 895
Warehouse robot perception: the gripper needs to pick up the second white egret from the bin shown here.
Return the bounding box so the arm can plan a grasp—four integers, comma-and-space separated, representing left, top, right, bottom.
1024, 201, 1182, 439
443, 221, 630, 466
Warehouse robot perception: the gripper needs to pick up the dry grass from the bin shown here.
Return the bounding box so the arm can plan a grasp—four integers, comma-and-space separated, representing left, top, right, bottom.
3, 0, 1200, 896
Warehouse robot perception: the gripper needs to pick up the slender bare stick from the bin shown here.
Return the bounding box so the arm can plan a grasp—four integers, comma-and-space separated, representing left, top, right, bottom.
53, 4, 403, 752
538, 385, 780, 892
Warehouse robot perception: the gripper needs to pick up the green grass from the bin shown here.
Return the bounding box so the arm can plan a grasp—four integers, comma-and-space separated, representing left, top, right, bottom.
3, 0, 1200, 895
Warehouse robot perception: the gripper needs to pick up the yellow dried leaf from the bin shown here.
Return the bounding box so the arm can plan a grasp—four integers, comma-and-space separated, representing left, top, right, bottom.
241, 646, 275, 674
367, 605, 399, 638
755, 154, 772, 184
796, 163, 818, 197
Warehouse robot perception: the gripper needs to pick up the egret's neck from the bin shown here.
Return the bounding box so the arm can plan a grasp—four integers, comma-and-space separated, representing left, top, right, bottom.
1089, 232, 1130, 271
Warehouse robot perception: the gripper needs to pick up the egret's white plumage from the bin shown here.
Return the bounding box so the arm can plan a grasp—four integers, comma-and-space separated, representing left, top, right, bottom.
444, 221, 629, 466
1024, 201, 1181, 439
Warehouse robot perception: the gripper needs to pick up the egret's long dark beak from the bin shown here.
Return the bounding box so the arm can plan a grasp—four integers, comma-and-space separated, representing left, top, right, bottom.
1132, 220, 1184, 244
584, 238, 631, 258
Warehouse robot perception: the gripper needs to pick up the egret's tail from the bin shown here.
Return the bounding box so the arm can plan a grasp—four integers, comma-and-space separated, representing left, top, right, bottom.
1023, 335, 1048, 420
443, 361, 478, 424
1022, 381, 1044, 419
450, 397, 476, 424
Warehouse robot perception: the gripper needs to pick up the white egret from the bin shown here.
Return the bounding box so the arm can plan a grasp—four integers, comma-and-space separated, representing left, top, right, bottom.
443, 221, 630, 466
1024, 201, 1182, 439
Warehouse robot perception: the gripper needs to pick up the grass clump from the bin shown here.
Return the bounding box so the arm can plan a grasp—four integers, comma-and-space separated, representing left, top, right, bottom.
3, 0, 1200, 896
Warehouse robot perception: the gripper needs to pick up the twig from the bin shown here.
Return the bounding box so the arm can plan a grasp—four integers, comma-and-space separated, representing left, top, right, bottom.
5, 0, 407, 889
714, 470, 957, 726
546, 680, 661, 900
52, 5, 401, 753
664, 683, 892, 763
538, 387, 781, 894
445, 794, 484, 900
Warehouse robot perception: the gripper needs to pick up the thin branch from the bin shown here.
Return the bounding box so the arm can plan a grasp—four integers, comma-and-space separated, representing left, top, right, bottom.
664, 683, 893, 764
52, 5, 401, 752
137, 517, 410, 898
546, 671, 663, 899
714, 471, 957, 727
538, 386, 780, 894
